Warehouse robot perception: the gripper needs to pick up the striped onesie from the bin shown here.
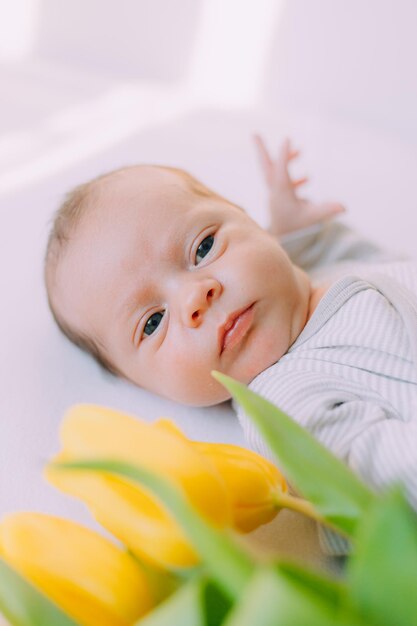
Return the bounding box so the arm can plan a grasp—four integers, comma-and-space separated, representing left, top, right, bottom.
235, 220, 417, 553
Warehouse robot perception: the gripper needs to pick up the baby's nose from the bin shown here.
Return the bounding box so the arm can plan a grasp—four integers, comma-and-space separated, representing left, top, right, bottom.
181, 277, 222, 327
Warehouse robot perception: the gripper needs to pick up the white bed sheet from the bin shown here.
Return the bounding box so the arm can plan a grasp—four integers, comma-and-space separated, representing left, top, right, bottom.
2, 28, 417, 569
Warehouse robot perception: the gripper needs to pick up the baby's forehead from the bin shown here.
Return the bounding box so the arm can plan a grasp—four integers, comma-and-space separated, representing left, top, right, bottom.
96, 165, 196, 210
84, 165, 215, 237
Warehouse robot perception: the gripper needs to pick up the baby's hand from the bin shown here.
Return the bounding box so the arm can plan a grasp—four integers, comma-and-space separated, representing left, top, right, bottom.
254, 135, 345, 238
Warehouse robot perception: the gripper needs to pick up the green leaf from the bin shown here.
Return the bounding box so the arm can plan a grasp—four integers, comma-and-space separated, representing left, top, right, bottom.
203, 580, 231, 626
274, 561, 344, 608
0, 558, 80, 626
53, 459, 254, 602
222, 564, 366, 626
348, 487, 417, 626
212, 372, 375, 536
135, 578, 203, 626
136, 577, 231, 626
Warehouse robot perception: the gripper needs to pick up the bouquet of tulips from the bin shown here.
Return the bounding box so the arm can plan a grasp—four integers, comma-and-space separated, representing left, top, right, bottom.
1, 372, 417, 625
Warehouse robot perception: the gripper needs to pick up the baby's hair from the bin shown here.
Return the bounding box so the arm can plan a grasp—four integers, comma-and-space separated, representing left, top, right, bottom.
44, 164, 228, 377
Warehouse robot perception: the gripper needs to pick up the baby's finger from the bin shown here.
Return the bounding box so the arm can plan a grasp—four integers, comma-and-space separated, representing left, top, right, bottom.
288, 149, 300, 161
315, 202, 346, 220
253, 134, 273, 170
277, 137, 291, 161
292, 176, 308, 188
272, 138, 293, 183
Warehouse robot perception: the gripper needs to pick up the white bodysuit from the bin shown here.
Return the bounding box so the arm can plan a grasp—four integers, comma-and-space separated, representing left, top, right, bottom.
236, 220, 417, 553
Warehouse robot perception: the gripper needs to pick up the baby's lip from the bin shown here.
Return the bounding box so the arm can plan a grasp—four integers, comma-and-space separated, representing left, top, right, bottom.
218, 303, 255, 355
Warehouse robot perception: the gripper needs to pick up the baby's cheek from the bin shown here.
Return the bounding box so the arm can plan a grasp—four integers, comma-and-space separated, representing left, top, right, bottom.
157, 349, 223, 406
231, 240, 283, 288
249, 332, 284, 376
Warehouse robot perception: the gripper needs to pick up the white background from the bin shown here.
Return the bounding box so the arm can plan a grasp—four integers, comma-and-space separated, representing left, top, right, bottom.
1, 0, 417, 566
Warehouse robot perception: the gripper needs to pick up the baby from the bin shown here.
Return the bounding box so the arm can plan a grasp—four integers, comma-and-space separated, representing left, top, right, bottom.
45, 137, 417, 552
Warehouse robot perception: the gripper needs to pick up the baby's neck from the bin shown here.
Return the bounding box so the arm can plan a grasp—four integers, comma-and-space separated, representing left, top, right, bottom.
289, 266, 329, 346
306, 281, 330, 322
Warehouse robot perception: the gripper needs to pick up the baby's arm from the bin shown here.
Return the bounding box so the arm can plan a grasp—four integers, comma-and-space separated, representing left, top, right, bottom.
238, 371, 417, 554
306, 387, 417, 554
254, 136, 407, 275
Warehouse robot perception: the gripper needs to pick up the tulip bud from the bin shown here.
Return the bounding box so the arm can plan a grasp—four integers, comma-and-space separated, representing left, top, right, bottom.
46, 405, 231, 570
194, 442, 287, 532
0, 512, 153, 626
154, 419, 288, 533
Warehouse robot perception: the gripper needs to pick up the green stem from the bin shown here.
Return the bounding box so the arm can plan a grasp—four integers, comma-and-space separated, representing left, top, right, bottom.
274, 492, 350, 539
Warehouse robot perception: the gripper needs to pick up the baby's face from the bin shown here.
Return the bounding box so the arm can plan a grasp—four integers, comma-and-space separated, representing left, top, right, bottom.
54, 167, 310, 405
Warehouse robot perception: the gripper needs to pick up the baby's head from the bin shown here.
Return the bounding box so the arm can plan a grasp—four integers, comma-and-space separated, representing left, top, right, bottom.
45, 165, 310, 406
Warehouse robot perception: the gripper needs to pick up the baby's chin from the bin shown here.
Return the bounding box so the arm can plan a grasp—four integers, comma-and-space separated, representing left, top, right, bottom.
162, 384, 232, 408
159, 366, 268, 407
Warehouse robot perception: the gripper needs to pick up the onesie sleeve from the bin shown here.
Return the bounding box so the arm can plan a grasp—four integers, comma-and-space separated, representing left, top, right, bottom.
316, 404, 417, 555
237, 370, 417, 555
279, 219, 406, 275
347, 418, 417, 506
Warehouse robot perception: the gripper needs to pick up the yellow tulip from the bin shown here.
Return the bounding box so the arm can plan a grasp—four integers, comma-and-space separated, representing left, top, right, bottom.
46, 405, 231, 569
48, 454, 200, 569
155, 419, 288, 533
194, 443, 287, 532
0, 512, 153, 626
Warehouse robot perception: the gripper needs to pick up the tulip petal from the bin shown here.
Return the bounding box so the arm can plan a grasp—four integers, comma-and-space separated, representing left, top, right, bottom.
0, 557, 80, 626
155, 418, 288, 532
58, 405, 231, 528
46, 457, 200, 569
0, 513, 153, 626
153, 418, 188, 440
53, 459, 255, 602
195, 442, 287, 532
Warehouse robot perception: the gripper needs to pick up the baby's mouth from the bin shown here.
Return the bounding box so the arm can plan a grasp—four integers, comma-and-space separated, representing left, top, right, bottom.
218, 304, 255, 354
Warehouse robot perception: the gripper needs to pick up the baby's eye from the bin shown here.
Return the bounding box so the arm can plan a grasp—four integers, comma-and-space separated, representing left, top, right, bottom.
143, 311, 164, 337
195, 234, 214, 265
